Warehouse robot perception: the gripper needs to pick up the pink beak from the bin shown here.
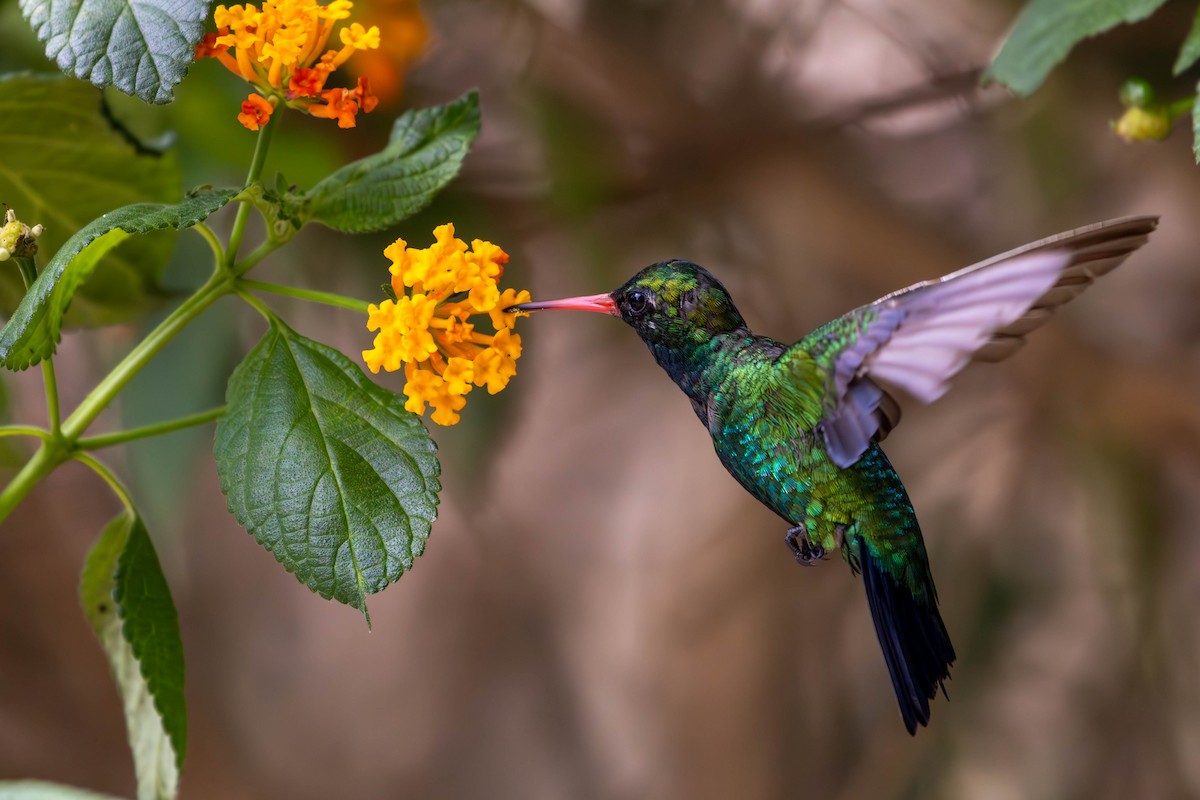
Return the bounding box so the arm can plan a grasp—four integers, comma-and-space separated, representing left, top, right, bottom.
507, 292, 619, 316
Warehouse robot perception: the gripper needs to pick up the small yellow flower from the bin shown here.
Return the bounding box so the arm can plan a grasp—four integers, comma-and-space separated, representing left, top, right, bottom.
340, 22, 381, 50
441, 357, 474, 395
195, 0, 385, 130
364, 225, 528, 426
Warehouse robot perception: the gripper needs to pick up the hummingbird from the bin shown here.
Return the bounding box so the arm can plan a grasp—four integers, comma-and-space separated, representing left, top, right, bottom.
509, 215, 1158, 734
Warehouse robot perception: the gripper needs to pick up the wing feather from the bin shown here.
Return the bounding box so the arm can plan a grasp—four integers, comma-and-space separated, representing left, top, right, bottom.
780, 215, 1158, 468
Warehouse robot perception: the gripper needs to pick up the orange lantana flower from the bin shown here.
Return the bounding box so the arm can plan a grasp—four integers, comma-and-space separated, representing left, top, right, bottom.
195, 0, 387, 130
237, 93, 275, 130
363, 225, 530, 426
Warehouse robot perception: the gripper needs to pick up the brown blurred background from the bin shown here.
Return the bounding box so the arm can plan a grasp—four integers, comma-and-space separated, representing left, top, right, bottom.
3, 0, 1200, 798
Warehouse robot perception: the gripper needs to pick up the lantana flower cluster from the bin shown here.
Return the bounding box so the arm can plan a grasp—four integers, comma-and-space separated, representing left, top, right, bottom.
363, 225, 531, 426
195, 0, 381, 130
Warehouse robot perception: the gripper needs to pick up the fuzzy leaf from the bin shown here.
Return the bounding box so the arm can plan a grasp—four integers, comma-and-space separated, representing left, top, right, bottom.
81, 509, 186, 800
986, 0, 1169, 95
0, 187, 238, 371
0, 73, 183, 327
302, 91, 480, 233
18, 0, 209, 103
214, 319, 441, 621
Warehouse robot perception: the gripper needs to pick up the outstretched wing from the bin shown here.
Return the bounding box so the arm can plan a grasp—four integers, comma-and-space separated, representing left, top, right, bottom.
777, 215, 1158, 468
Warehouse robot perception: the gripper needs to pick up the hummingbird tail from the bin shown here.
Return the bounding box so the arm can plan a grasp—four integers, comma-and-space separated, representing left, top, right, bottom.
858, 536, 956, 735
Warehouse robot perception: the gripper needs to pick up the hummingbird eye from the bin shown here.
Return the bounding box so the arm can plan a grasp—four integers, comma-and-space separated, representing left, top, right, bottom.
625, 289, 650, 316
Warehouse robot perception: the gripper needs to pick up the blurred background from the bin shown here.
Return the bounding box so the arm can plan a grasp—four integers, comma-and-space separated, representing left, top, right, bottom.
2, 0, 1200, 798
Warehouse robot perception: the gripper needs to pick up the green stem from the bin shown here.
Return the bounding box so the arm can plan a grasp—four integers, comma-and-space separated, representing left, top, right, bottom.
41, 358, 61, 439
73, 452, 135, 512
236, 288, 278, 321
0, 274, 234, 525
0, 426, 50, 441
194, 222, 226, 263
78, 406, 227, 450
0, 115, 282, 524
61, 272, 232, 442
225, 116, 278, 269
1167, 97, 1195, 123
232, 239, 277, 278
14, 256, 37, 288
14, 258, 61, 438
0, 441, 66, 523
239, 279, 370, 313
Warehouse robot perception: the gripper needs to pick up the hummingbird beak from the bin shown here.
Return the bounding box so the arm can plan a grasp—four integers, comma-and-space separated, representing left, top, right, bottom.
506, 292, 619, 316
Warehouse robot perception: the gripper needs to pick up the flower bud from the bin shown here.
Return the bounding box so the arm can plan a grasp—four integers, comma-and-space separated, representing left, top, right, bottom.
1111, 106, 1173, 142
0, 210, 44, 259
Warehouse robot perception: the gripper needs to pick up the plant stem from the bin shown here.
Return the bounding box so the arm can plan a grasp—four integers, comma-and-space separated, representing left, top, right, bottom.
0, 426, 50, 440
73, 452, 135, 512
194, 222, 226, 263
61, 272, 232, 442
0, 274, 234, 525
0, 441, 65, 523
12, 257, 62, 436
235, 288, 277, 322
0, 114, 285, 523
13, 256, 37, 288
41, 359, 61, 439
78, 406, 228, 450
225, 116, 278, 268
239, 279, 371, 313
232, 239, 277, 278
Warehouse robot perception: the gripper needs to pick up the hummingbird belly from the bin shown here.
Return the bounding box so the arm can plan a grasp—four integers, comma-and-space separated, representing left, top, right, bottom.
712, 415, 919, 565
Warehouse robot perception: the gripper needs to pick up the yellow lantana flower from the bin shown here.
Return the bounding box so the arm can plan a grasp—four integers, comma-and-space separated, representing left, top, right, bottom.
364, 225, 531, 426
195, 0, 384, 130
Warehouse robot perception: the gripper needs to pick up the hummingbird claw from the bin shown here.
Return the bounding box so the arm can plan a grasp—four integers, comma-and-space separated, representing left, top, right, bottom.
785, 524, 825, 566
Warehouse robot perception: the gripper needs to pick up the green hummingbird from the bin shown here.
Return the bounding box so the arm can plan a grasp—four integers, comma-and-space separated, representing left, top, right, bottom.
509, 216, 1157, 734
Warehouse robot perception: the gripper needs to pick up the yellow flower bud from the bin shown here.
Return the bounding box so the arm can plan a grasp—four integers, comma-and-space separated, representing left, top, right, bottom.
1111, 106, 1173, 142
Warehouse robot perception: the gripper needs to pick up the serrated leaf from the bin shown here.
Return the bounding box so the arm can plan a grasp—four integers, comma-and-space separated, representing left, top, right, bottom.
214, 320, 441, 620
19, 0, 209, 103
0, 781, 126, 800
301, 90, 480, 233
81, 509, 185, 800
0, 187, 238, 370
985, 0, 1170, 96
1176, 6, 1200, 75
0, 73, 182, 326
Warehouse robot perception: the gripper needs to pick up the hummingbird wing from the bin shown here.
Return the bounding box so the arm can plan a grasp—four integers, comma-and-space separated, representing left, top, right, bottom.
785, 215, 1158, 468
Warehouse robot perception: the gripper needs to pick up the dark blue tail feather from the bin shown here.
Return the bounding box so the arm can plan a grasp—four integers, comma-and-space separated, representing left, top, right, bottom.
858, 537, 956, 735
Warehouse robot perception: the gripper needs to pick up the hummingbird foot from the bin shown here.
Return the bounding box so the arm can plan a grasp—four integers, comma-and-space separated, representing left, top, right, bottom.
785, 524, 825, 566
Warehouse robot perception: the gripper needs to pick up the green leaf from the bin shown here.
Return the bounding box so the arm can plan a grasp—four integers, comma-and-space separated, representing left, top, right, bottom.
81, 509, 186, 800
301, 90, 481, 233
1192, 81, 1200, 163
0, 187, 238, 371
0, 781, 126, 800
985, 0, 1170, 96
18, 0, 209, 103
1176, 6, 1200, 75
214, 319, 441, 621
0, 73, 182, 326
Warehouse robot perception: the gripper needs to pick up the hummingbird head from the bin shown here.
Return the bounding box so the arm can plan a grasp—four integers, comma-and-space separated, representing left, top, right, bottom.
509, 260, 747, 350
